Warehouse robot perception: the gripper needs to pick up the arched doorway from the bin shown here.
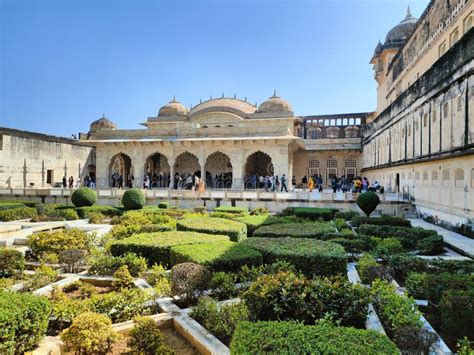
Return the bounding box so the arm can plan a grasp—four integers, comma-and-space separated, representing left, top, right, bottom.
174, 152, 200, 189
144, 153, 170, 189
109, 153, 132, 188
205, 151, 233, 189
245, 151, 273, 188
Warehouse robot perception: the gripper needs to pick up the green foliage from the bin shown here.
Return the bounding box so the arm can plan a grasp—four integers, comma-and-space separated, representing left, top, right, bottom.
27, 228, 92, 258
351, 215, 411, 227
235, 214, 298, 236
88, 211, 106, 224
158, 201, 169, 209
110, 231, 229, 267
0, 248, 25, 277
439, 289, 474, 342
170, 262, 211, 303
333, 217, 349, 230
62, 280, 97, 299
393, 326, 437, 354
0, 202, 27, 210
109, 223, 174, 240
356, 191, 380, 217
76, 205, 122, 218
236, 261, 296, 283
0, 291, 51, 354
328, 234, 376, 253
374, 238, 404, 258
177, 217, 247, 242
0, 206, 37, 221
143, 264, 171, 296
229, 321, 399, 354
21, 264, 59, 292
214, 206, 249, 214
422, 273, 474, 305
334, 210, 360, 220
405, 272, 427, 299
370, 279, 423, 334
112, 265, 134, 289
122, 188, 146, 210
61, 312, 120, 353
170, 241, 262, 272
292, 207, 336, 221
191, 297, 249, 345
417, 234, 445, 255
193, 206, 207, 214
128, 316, 175, 354
209, 272, 237, 300
250, 207, 269, 215
71, 187, 97, 207
243, 272, 369, 327
253, 221, 337, 239
357, 253, 378, 283
48, 288, 88, 332
88, 253, 148, 276
457, 337, 474, 355
243, 237, 346, 277
59, 248, 87, 273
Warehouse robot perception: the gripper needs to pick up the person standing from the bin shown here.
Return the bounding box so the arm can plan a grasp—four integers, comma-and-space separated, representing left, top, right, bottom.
281, 174, 288, 192
317, 175, 323, 192
62, 176, 67, 188
301, 175, 308, 191
68, 176, 74, 189
308, 176, 314, 192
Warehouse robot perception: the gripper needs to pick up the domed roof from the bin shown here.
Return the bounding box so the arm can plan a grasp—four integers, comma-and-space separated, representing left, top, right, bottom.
258, 91, 292, 113
158, 97, 189, 117
188, 97, 256, 118
90, 115, 117, 132
384, 7, 417, 45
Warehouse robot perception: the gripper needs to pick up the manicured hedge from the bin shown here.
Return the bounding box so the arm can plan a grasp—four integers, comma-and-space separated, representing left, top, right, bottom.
71, 187, 97, 207
122, 188, 146, 210
253, 221, 337, 239
177, 217, 247, 242
158, 202, 169, 209
358, 224, 439, 250
328, 235, 376, 253
351, 215, 411, 227
214, 206, 249, 214
0, 291, 51, 354
230, 321, 398, 355
170, 241, 263, 271
439, 289, 474, 341
334, 210, 360, 220
0, 200, 38, 207
0, 202, 27, 211
110, 231, 229, 267
76, 205, 122, 218
243, 237, 346, 277
0, 206, 37, 221
420, 273, 474, 304
293, 207, 336, 221
235, 215, 298, 236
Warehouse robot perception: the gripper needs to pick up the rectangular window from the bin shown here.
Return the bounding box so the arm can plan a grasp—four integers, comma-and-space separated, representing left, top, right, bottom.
443, 103, 449, 118
46, 170, 54, 184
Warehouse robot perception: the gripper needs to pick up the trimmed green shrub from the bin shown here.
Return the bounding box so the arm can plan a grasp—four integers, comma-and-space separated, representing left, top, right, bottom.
122, 188, 146, 210
357, 191, 380, 217
352, 215, 411, 227
209, 272, 237, 300
191, 297, 249, 345
0, 248, 25, 277
230, 321, 399, 354
328, 234, 376, 253
422, 273, 474, 305
61, 312, 120, 353
417, 235, 444, 255
253, 221, 337, 239
0, 200, 38, 207
170, 262, 211, 304
214, 206, 249, 214
374, 238, 404, 258
88, 253, 148, 276
0, 202, 27, 211
334, 210, 360, 220
405, 272, 427, 299
243, 237, 346, 277
0, 291, 51, 354
439, 289, 474, 341
0, 206, 37, 221
235, 215, 298, 236
158, 202, 169, 209
20, 264, 59, 292
170, 241, 262, 271
110, 231, 229, 267
250, 207, 269, 215
293, 207, 336, 221
128, 316, 174, 354
177, 217, 247, 242
27, 228, 93, 257
71, 187, 97, 207
76, 205, 122, 218
243, 272, 369, 327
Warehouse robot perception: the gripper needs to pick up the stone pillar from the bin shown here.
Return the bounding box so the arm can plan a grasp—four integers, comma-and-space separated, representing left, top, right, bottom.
231, 153, 244, 190
168, 148, 176, 189
132, 148, 145, 189
95, 150, 109, 188
199, 145, 206, 182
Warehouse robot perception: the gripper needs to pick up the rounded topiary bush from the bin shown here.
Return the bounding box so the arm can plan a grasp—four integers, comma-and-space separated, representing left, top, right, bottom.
356, 191, 380, 217
122, 188, 146, 211
71, 187, 97, 207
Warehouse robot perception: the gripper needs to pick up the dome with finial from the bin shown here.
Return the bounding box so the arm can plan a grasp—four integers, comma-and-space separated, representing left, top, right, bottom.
158, 97, 189, 117
384, 6, 418, 46
89, 114, 117, 132
258, 91, 293, 113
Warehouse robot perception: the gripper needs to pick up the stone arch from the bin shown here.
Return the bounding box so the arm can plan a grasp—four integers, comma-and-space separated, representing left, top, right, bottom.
109, 153, 132, 188
245, 151, 274, 177
174, 151, 201, 180
204, 151, 233, 189
144, 152, 170, 188
307, 127, 323, 139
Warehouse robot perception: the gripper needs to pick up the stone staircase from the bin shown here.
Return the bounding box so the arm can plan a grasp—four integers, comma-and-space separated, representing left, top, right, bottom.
399, 203, 418, 219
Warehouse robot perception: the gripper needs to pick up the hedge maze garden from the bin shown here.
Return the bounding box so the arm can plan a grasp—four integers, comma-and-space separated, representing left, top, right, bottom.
0, 188, 473, 354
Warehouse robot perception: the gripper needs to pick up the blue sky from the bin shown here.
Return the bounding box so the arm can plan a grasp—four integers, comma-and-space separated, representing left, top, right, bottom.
0, 0, 429, 137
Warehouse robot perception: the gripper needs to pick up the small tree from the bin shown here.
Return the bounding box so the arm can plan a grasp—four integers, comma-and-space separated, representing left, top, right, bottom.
112, 265, 135, 289
356, 191, 380, 217
128, 316, 175, 354
58, 249, 86, 273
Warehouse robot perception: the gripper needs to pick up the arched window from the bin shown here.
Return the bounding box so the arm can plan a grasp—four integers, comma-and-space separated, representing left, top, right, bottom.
326, 158, 339, 186
455, 169, 464, 188
442, 169, 450, 187
307, 127, 322, 139
308, 159, 321, 178
432, 170, 438, 186
423, 171, 428, 185
326, 127, 340, 138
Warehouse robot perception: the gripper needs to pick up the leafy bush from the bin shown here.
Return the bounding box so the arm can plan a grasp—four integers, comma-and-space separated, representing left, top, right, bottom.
48, 288, 87, 332
209, 272, 237, 300
356, 192, 380, 217
0, 291, 51, 354
351, 215, 411, 227
59, 248, 86, 273
417, 234, 444, 255
293, 207, 336, 221
250, 207, 269, 215
61, 312, 120, 353
109, 223, 174, 240
71, 187, 97, 207
110, 231, 229, 267
405, 272, 427, 299
243, 272, 369, 327
235, 214, 298, 236
0, 248, 25, 277
191, 297, 249, 345
422, 273, 474, 305
177, 217, 247, 242
143, 264, 171, 296
128, 316, 174, 354
112, 265, 134, 289
27, 228, 92, 258
230, 321, 399, 354
358, 253, 378, 283
236, 261, 296, 283
170, 241, 262, 272
334, 210, 360, 220
0, 202, 27, 210
122, 188, 146, 210
88, 212, 106, 224
253, 221, 337, 239
214, 206, 249, 214
193, 206, 207, 214
158, 201, 169, 209
0, 206, 37, 221
20, 264, 59, 292
373, 238, 404, 258
243, 237, 346, 277
393, 326, 437, 354
439, 289, 474, 341
170, 262, 211, 303
328, 234, 376, 253
370, 279, 423, 335
76, 205, 122, 218
88, 253, 148, 276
